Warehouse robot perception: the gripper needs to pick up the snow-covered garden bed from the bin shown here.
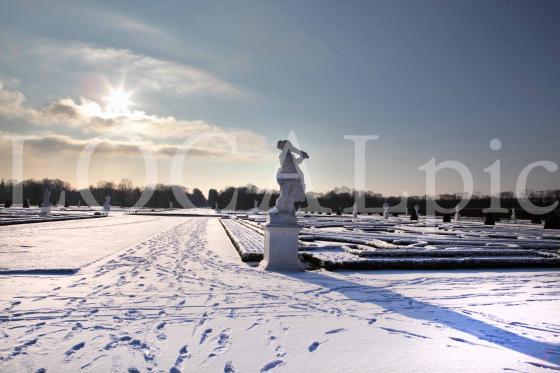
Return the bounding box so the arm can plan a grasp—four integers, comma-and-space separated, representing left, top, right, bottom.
222, 215, 560, 270
0, 208, 107, 226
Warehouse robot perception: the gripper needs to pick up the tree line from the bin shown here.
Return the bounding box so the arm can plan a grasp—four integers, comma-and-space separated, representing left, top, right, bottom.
0, 179, 558, 218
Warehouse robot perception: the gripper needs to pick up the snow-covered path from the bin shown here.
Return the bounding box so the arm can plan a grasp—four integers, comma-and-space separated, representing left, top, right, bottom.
0, 213, 188, 272
1, 217, 559, 372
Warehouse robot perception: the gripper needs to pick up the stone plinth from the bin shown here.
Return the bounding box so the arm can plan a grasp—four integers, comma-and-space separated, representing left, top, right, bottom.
261, 222, 304, 272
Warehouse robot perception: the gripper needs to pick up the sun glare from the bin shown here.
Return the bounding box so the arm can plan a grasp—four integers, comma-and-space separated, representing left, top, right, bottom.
104, 88, 132, 113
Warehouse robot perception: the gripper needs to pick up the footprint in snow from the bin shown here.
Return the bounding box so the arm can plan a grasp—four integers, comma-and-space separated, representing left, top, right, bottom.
224, 361, 236, 373
12, 338, 38, 357
198, 312, 209, 326
246, 322, 260, 331
170, 345, 190, 372
275, 346, 286, 358
308, 341, 320, 352
260, 360, 285, 372
65, 341, 85, 356
449, 337, 477, 345
218, 330, 231, 347
325, 328, 346, 334
200, 328, 213, 344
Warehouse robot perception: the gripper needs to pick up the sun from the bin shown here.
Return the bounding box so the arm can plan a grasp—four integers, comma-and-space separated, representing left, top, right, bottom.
104, 88, 133, 113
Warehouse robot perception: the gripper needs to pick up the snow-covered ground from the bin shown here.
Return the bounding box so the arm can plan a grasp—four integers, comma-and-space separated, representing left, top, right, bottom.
1, 217, 559, 372
0, 212, 187, 273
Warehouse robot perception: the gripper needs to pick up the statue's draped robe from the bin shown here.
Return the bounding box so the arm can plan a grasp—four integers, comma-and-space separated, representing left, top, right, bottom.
276, 148, 306, 203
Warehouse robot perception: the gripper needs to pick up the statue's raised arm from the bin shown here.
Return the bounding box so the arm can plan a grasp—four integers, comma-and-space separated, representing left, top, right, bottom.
277, 140, 309, 165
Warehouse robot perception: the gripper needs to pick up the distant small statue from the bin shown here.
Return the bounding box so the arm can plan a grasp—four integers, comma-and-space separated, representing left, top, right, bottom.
251, 200, 260, 214
383, 202, 389, 219
103, 195, 111, 214
41, 189, 51, 214
269, 140, 309, 224
410, 204, 419, 221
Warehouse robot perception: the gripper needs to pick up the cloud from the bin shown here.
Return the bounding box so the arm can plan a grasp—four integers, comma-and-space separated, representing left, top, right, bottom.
0, 85, 114, 131
0, 84, 241, 138
63, 4, 202, 61
21, 39, 243, 97
0, 132, 268, 161
0, 74, 19, 88
0, 82, 27, 119
0, 83, 272, 161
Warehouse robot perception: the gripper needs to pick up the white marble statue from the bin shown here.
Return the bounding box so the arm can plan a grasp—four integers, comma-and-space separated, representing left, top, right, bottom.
352, 202, 358, 221
261, 140, 308, 271
103, 195, 111, 213
40, 189, 51, 214
383, 202, 389, 219
251, 200, 260, 214
268, 140, 309, 224
455, 205, 461, 221
511, 208, 516, 221
58, 190, 66, 208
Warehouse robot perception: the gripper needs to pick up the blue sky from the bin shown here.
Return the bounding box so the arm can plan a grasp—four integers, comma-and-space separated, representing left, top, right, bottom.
0, 0, 558, 195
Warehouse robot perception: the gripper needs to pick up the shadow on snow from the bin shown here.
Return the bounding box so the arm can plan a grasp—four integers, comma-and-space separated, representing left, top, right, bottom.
288, 270, 560, 366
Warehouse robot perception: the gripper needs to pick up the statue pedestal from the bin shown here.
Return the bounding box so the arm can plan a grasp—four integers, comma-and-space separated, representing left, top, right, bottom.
261, 222, 304, 272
